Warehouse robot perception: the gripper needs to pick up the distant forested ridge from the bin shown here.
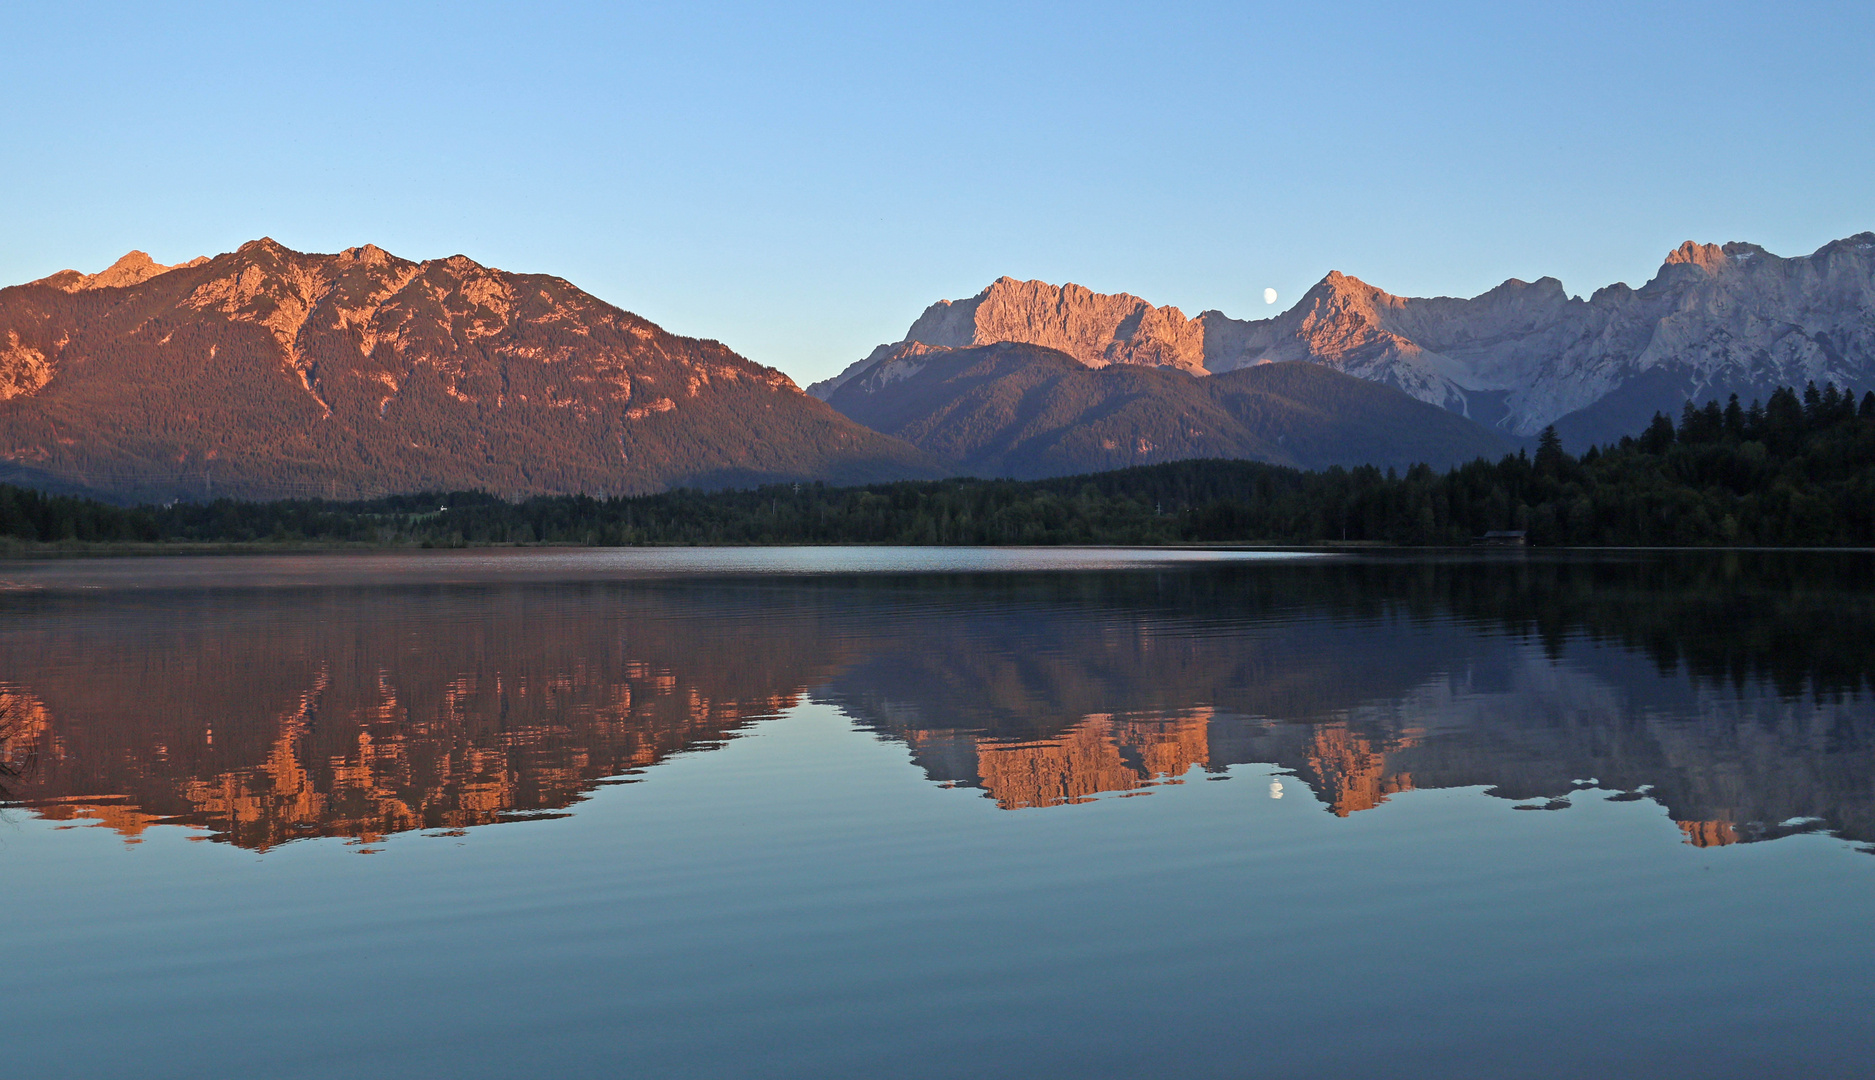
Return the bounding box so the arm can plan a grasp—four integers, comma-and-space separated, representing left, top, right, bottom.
3, 384, 1872, 549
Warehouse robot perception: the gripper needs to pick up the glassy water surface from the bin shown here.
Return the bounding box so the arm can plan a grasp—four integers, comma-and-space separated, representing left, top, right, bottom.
1, 548, 1871, 1078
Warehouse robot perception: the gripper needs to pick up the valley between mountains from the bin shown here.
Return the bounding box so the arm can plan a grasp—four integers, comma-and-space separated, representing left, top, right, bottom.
2, 234, 1871, 501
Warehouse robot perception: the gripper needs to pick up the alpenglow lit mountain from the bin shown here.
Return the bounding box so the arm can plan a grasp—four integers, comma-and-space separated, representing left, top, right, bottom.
812, 233, 1875, 447
0, 241, 938, 500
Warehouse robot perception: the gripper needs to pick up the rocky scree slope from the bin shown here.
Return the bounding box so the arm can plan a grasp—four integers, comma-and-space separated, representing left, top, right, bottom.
0, 241, 940, 501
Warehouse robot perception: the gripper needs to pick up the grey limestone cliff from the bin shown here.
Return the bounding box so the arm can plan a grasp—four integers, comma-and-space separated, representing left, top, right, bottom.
819, 234, 1875, 446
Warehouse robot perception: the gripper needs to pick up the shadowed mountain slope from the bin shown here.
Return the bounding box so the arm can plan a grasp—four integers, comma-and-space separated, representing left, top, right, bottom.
0, 241, 941, 501
823, 341, 1509, 478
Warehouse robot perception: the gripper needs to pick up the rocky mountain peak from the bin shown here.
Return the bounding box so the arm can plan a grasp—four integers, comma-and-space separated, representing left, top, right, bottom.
85, 251, 166, 288
1660, 240, 1773, 274
234, 237, 291, 259
1663, 240, 1728, 270
1822, 232, 1875, 255
834, 277, 1207, 393
31, 250, 210, 293
1278, 272, 1418, 366
811, 276, 1213, 399
1302, 270, 1395, 305
1316, 269, 1367, 290
339, 243, 397, 268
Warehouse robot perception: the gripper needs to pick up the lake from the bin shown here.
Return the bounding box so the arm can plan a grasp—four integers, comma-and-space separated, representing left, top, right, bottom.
2, 547, 1871, 1078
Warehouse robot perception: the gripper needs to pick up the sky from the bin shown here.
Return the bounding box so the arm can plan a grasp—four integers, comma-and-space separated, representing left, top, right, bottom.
4, 1, 1872, 385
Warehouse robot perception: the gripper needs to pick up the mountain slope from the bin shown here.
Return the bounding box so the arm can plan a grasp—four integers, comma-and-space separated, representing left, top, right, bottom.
820, 234, 1875, 447
0, 241, 941, 500
824, 341, 1509, 477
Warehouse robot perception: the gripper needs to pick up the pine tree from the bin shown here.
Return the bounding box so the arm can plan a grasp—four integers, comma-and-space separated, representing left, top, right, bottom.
1534, 426, 1568, 477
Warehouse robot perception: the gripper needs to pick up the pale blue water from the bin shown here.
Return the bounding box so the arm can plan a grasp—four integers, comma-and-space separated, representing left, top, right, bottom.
1, 548, 1870, 1078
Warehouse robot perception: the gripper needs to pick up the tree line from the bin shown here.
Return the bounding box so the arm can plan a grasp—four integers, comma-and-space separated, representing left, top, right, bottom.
3, 382, 1871, 549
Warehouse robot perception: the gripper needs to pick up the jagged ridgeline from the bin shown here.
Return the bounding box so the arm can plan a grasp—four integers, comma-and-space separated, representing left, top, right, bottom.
0, 240, 1515, 496
0, 241, 941, 501
2, 381, 1871, 547
4, 234, 1874, 501
816, 236, 1875, 449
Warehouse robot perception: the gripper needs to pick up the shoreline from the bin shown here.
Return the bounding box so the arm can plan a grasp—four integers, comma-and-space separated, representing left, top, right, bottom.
3, 539, 1872, 561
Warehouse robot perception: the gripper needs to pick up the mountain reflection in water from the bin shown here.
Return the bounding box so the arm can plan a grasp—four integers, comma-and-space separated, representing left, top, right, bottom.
1, 551, 1870, 852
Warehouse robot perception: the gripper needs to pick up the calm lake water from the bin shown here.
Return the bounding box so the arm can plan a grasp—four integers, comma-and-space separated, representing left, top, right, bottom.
2, 548, 1871, 1079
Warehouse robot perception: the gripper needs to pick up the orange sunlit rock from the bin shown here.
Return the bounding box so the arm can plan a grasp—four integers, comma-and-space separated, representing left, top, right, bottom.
0, 239, 932, 500
34, 800, 167, 842
0, 596, 836, 850
946, 711, 1212, 810
1300, 724, 1416, 817
1678, 819, 1739, 847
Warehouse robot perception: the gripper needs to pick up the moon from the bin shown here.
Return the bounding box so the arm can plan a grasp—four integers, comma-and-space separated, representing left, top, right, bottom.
1263, 287, 1279, 305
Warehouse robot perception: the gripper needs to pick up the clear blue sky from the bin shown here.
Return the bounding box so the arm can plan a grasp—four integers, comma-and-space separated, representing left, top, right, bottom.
5, 1, 1871, 385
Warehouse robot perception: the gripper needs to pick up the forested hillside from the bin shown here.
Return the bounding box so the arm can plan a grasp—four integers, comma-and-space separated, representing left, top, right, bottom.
4, 384, 1871, 549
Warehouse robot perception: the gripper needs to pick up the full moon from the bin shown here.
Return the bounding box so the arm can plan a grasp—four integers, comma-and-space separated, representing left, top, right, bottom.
1263, 287, 1278, 305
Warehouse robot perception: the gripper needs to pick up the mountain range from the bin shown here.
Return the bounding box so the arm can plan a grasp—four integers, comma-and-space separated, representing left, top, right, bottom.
2, 233, 1869, 501
0, 240, 937, 501
815, 233, 1875, 448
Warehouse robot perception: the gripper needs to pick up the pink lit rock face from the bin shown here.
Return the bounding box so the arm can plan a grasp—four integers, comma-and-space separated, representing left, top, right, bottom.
0, 240, 939, 501
814, 277, 1211, 401
817, 234, 1875, 445
900, 277, 1209, 374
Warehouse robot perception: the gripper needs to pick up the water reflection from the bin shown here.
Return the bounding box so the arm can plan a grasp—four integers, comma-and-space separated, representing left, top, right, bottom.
0, 585, 840, 849
1, 552, 1870, 851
